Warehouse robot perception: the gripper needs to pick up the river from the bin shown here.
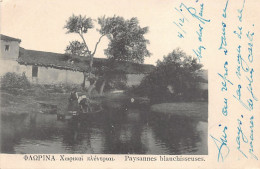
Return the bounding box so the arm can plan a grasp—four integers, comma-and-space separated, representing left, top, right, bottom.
1, 108, 207, 154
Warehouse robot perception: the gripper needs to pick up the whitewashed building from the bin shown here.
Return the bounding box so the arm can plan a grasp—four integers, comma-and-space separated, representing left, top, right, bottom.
0, 34, 154, 87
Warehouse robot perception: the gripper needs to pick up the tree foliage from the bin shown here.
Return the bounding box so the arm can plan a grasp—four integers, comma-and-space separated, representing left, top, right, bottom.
64, 14, 151, 65
65, 40, 88, 57
64, 14, 94, 34
98, 16, 151, 63
137, 48, 203, 102
64, 14, 151, 94
64, 14, 100, 70
97, 16, 151, 94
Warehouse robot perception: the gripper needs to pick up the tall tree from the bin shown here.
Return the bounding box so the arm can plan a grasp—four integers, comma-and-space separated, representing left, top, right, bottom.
99, 16, 151, 63
64, 15, 150, 95
64, 14, 105, 91
97, 16, 151, 94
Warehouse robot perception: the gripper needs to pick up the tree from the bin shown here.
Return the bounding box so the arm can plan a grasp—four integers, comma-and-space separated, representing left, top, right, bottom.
99, 16, 151, 63
64, 14, 105, 92
96, 68, 127, 95
137, 48, 203, 103
64, 15, 151, 95
97, 16, 151, 94
95, 63, 128, 95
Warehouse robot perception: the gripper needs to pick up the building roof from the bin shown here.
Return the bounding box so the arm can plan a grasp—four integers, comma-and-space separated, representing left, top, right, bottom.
0, 34, 21, 43
17, 48, 155, 74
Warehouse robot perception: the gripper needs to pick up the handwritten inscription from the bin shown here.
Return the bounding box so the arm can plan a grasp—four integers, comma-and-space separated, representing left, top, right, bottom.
236, 118, 248, 158
218, 61, 233, 92
211, 0, 258, 161
249, 116, 258, 160
219, 0, 229, 55
173, 7, 189, 38
173, 0, 210, 62
210, 126, 230, 162
232, 0, 258, 160
219, 22, 228, 55
211, 0, 231, 161
173, 0, 258, 162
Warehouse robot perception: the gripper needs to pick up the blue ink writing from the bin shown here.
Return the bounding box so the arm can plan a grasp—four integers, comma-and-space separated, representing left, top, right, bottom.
246, 31, 254, 62
196, 24, 203, 42
249, 116, 258, 160
179, 3, 210, 24
222, 98, 228, 116
217, 61, 233, 91
193, 46, 205, 62
236, 119, 248, 158
237, 0, 245, 22
233, 85, 252, 111
237, 45, 249, 72
234, 26, 242, 39
210, 126, 230, 162
246, 68, 258, 102
219, 22, 228, 55
222, 0, 229, 18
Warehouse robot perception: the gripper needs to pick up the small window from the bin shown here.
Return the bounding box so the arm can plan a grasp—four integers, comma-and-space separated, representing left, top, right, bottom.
5, 45, 10, 51
32, 66, 38, 77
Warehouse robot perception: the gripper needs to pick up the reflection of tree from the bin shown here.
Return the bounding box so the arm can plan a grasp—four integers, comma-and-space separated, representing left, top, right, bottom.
1, 107, 205, 154
62, 119, 82, 145
62, 118, 94, 153
101, 109, 147, 154
149, 113, 201, 155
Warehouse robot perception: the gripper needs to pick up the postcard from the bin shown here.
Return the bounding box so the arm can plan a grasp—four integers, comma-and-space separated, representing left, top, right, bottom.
0, 0, 259, 168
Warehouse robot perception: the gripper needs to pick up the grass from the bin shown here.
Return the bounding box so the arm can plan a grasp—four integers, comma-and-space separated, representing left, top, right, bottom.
0, 84, 106, 116
1, 91, 40, 115
150, 102, 208, 122
0, 86, 70, 116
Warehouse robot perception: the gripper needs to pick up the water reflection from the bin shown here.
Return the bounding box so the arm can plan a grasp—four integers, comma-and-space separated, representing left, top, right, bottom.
1, 108, 207, 154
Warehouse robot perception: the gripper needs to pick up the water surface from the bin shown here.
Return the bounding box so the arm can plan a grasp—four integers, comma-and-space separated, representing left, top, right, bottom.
1, 108, 207, 154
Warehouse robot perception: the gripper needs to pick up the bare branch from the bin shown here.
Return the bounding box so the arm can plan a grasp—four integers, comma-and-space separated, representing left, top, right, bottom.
92, 34, 105, 56
78, 33, 91, 55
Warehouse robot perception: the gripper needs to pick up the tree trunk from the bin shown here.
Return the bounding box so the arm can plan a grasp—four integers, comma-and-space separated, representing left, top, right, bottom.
99, 80, 106, 95
87, 54, 94, 94
87, 80, 97, 95
82, 72, 86, 89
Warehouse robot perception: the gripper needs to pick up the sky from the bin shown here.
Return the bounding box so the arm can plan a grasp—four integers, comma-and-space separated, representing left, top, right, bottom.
1, 0, 260, 69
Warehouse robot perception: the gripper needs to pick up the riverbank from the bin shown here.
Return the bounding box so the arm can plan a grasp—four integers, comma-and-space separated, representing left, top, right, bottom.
0, 88, 70, 116
0, 86, 126, 116
1, 85, 208, 123
151, 102, 208, 122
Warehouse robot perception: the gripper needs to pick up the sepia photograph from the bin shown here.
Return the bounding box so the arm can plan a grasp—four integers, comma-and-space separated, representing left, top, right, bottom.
2, 0, 260, 168
1, 0, 208, 155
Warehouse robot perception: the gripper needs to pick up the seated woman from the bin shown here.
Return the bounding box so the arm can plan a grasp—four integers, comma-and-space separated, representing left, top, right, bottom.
68, 90, 80, 115
68, 88, 92, 116
78, 95, 92, 114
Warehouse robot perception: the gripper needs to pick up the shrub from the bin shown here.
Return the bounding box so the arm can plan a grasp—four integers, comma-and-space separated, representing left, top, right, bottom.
1, 72, 30, 90
134, 49, 204, 103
